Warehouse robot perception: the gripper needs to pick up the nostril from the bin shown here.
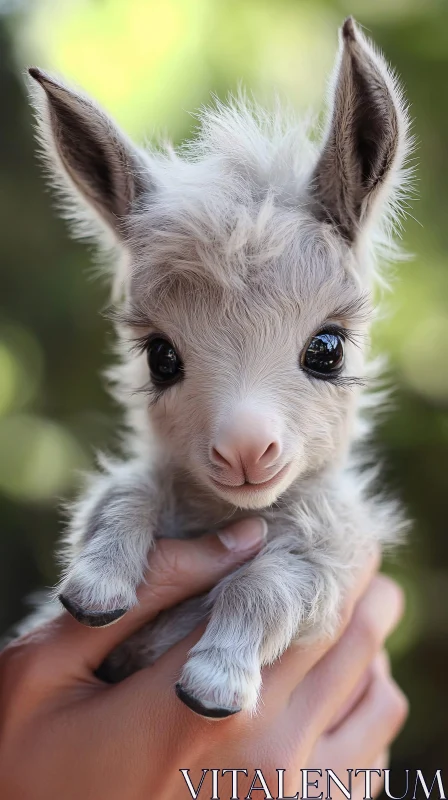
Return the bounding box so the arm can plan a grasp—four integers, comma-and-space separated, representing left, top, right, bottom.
258, 440, 281, 465
211, 446, 233, 468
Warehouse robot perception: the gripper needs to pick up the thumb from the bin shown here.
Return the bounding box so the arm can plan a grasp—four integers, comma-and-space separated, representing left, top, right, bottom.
47, 517, 268, 672
143, 516, 268, 608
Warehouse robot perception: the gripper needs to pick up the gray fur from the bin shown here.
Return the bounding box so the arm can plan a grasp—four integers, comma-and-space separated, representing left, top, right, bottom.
19, 18, 412, 713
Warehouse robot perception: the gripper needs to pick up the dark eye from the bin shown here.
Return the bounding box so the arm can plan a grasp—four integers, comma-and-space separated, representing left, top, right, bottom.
147, 337, 183, 385
302, 330, 345, 377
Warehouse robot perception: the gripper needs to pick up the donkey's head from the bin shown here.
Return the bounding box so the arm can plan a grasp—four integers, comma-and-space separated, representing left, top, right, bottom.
29, 18, 411, 510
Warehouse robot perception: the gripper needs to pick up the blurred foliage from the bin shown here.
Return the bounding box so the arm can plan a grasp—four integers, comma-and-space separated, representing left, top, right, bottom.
0, 0, 447, 774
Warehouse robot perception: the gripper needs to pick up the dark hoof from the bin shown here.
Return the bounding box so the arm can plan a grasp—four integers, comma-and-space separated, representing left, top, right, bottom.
175, 683, 241, 719
58, 595, 128, 628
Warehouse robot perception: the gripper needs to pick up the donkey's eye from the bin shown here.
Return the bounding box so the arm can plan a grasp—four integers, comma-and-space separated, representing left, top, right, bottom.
147, 337, 183, 385
302, 331, 345, 377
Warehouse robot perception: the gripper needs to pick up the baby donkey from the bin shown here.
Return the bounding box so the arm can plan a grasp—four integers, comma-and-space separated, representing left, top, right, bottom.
26, 18, 411, 717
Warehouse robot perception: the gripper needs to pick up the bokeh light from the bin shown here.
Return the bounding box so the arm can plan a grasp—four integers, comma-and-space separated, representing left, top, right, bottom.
0, 413, 88, 501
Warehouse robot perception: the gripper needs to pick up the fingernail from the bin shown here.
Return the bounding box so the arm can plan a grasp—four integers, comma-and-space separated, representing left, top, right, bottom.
218, 517, 268, 552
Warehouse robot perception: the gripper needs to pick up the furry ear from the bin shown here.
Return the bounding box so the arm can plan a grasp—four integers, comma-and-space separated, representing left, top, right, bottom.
28, 68, 151, 239
311, 17, 410, 243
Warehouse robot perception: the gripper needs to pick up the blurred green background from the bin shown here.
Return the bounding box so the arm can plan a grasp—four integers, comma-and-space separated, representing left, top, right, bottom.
0, 0, 447, 777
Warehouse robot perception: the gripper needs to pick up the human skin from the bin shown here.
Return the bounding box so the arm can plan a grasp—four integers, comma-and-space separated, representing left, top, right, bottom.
0, 518, 407, 800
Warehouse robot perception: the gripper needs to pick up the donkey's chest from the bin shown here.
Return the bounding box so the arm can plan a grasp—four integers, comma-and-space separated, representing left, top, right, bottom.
151, 480, 301, 542
153, 502, 248, 541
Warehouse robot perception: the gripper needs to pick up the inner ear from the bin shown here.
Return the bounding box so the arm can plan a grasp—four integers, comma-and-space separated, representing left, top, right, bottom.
310, 17, 408, 244
28, 67, 150, 237
48, 91, 118, 216
350, 53, 398, 195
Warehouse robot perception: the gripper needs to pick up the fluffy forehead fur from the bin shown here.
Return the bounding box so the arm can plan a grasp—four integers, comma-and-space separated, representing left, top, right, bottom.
126, 175, 367, 344
124, 93, 391, 313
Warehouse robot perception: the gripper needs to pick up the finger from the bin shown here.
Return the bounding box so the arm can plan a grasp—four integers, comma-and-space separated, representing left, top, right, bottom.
260, 547, 381, 704
325, 650, 390, 733
291, 574, 404, 739
324, 657, 408, 764
21, 518, 267, 676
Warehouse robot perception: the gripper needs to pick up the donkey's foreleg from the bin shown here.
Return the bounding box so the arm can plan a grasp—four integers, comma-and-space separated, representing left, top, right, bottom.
58, 461, 156, 627
176, 534, 344, 717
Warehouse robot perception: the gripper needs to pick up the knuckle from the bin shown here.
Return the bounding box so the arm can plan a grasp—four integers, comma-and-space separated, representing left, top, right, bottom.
376, 674, 409, 734
349, 575, 405, 656
380, 576, 405, 620
148, 541, 184, 596
380, 574, 405, 603
352, 608, 382, 653
338, 599, 355, 633
386, 682, 409, 728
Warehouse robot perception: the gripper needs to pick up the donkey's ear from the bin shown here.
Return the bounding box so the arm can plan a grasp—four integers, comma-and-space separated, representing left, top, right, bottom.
311, 18, 410, 243
28, 68, 150, 239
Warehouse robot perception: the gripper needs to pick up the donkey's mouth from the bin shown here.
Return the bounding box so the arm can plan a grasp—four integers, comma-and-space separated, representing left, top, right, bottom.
210, 463, 291, 495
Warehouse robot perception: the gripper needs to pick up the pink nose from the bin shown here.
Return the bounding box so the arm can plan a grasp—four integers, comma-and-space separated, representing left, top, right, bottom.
211, 412, 282, 482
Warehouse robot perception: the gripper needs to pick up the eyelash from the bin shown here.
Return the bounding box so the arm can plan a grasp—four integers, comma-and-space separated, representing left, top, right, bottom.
319, 375, 366, 388
129, 332, 159, 356
316, 323, 360, 347
302, 324, 366, 388
131, 378, 166, 406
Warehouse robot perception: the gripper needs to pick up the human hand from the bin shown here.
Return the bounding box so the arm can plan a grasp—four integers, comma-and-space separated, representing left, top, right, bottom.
0, 520, 406, 800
